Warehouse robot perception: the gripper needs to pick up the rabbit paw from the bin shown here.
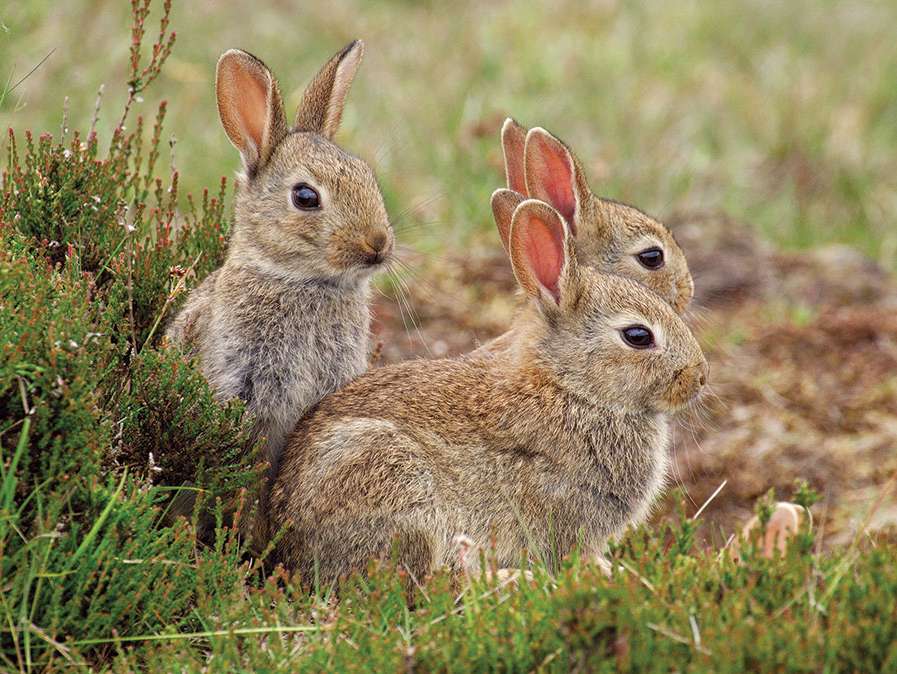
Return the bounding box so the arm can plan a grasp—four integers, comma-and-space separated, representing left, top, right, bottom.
452, 535, 534, 587
729, 501, 807, 561
491, 568, 535, 586
452, 534, 478, 573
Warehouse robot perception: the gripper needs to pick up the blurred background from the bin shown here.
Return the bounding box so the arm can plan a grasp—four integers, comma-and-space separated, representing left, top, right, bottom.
3, 0, 897, 542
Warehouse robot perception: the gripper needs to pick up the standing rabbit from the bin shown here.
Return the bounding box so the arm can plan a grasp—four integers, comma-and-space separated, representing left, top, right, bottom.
482, 120, 693, 355
166, 40, 393, 478
269, 198, 707, 584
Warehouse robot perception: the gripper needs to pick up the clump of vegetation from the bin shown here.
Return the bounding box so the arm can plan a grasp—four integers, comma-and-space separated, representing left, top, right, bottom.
1, 2, 896, 671
107, 497, 897, 672
0, 1, 263, 668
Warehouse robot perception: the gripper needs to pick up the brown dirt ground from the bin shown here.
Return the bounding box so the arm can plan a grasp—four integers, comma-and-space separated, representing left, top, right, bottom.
371, 212, 897, 546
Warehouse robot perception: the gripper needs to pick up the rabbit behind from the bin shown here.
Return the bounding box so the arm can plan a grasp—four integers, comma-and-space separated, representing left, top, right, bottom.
166, 41, 393, 478
479, 120, 693, 359
270, 198, 707, 584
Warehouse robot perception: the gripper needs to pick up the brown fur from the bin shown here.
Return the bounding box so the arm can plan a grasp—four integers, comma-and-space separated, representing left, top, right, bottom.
270, 200, 707, 584
166, 41, 393, 484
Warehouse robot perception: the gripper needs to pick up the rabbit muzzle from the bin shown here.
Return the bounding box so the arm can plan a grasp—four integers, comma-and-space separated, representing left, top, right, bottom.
657, 360, 708, 412
326, 223, 394, 273
359, 226, 394, 267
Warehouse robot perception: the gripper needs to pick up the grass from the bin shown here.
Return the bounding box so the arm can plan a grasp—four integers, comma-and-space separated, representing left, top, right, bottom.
2, 0, 897, 671
22, 506, 897, 672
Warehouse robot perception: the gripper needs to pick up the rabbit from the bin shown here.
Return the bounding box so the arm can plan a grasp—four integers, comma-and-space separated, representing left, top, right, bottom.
165, 40, 394, 480
269, 197, 708, 585
478, 120, 694, 356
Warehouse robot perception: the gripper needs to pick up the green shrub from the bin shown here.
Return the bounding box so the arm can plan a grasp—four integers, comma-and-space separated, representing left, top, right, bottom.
0, 1, 262, 668
103, 515, 897, 673
116, 348, 260, 505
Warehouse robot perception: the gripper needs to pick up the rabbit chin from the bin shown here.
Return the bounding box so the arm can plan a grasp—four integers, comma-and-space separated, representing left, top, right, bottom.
333, 259, 387, 286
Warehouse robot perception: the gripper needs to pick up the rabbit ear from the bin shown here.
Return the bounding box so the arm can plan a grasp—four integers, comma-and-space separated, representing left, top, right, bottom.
491, 188, 525, 253
294, 40, 364, 139
524, 127, 589, 235
509, 199, 578, 307
216, 49, 288, 176
501, 118, 528, 194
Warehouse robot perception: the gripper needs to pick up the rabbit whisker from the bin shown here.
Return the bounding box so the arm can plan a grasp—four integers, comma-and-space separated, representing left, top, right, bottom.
671, 452, 696, 507
388, 256, 438, 305
392, 192, 445, 223
387, 263, 431, 355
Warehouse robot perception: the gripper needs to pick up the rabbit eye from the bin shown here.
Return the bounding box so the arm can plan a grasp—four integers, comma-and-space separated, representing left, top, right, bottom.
636, 247, 664, 269
291, 183, 321, 210
620, 325, 655, 349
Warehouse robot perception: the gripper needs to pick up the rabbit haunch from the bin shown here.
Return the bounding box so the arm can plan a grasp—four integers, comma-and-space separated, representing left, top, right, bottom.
270, 199, 707, 583
166, 40, 393, 477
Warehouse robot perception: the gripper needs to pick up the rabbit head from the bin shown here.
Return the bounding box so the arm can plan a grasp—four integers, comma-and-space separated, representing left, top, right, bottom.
493, 119, 693, 314
507, 199, 707, 414
216, 41, 393, 283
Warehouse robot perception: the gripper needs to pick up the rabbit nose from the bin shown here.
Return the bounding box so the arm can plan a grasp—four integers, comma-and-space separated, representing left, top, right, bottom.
361, 228, 391, 265
366, 230, 388, 253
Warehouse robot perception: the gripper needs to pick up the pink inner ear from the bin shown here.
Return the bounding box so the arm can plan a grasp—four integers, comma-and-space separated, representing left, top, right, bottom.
237, 73, 269, 151
219, 56, 269, 154
528, 134, 577, 232
522, 216, 565, 302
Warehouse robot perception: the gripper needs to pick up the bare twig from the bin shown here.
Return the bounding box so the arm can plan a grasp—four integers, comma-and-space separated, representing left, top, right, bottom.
89, 84, 105, 137
140, 252, 203, 351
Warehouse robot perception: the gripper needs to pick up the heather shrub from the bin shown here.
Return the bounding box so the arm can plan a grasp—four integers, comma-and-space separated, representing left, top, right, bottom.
116, 347, 260, 503
0, 1, 262, 667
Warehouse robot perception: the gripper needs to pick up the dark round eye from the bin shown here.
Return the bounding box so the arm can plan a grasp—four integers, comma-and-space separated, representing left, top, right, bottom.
291, 183, 320, 210
636, 247, 664, 269
621, 325, 655, 349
